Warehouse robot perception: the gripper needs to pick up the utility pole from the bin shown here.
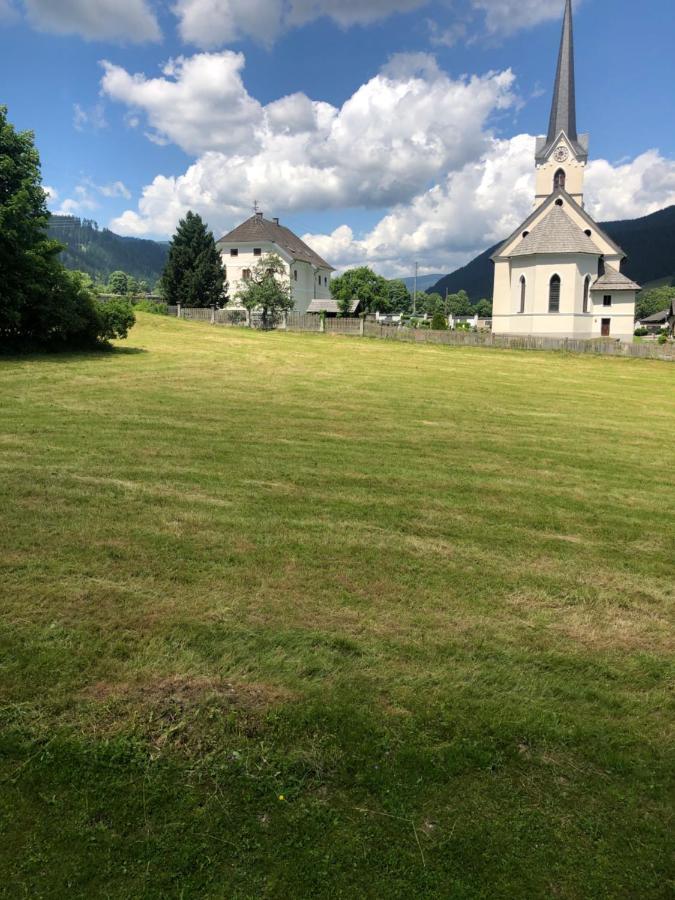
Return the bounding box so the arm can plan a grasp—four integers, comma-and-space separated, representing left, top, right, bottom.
413, 261, 419, 316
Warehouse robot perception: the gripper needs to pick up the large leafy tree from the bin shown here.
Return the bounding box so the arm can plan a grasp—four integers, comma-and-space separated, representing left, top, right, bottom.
422, 292, 444, 316
635, 285, 673, 322
331, 267, 391, 315
0, 106, 132, 349
108, 271, 129, 295
474, 299, 493, 317
387, 279, 411, 313
446, 290, 472, 317
235, 253, 293, 328
161, 211, 226, 307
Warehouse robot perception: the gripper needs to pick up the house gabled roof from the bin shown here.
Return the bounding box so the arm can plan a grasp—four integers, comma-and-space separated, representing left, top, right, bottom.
492, 189, 626, 261
591, 264, 641, 292
218, 213, 335, 270
639, 309, 669, 324
510, 204, 598, 257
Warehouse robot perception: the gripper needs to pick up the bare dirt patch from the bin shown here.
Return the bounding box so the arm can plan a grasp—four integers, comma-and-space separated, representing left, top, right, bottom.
84, 674, 293, 712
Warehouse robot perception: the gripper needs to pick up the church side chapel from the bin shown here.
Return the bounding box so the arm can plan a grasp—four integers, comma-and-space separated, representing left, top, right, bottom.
492, 0, 640, 342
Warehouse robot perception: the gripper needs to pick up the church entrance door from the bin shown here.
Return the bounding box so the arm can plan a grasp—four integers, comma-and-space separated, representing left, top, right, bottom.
601, 318, 611, 337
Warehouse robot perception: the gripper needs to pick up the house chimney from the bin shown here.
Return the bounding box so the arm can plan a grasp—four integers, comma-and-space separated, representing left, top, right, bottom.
273, 217, 279, 225
255, 211, 263, 221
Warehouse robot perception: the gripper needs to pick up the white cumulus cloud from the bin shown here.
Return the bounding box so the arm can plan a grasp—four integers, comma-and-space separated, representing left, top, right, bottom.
22, 0, 160, 42
301, 142, 675, 277
173, 0, 429, 47
472, 0, 583, 36
102, 47, 675, 279
101, 52, 264, 155
103, 50, 518, 238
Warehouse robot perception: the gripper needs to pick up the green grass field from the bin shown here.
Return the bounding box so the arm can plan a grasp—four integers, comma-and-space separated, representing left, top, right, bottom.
1, 314, 673, 898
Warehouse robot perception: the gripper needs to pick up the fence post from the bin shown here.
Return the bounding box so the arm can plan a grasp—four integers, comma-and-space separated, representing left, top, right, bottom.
177, 303, 182, 319
360, 317, 365, 336
282, 311, 288, 330
211, 305, 216, 325
319, 312, 326, 333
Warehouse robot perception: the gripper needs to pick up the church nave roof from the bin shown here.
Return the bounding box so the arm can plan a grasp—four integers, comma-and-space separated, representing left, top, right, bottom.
509, 204, 599, 257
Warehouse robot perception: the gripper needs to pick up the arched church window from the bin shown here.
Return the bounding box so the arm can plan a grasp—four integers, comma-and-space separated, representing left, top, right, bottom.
549, 275, 561, 313
242, 269, 252, 281
583, 275, 591, 313
519, 276, 526, 314
554, 168, 566, 191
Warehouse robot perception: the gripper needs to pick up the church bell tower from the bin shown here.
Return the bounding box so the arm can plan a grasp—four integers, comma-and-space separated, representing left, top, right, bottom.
534, 0, 589, 207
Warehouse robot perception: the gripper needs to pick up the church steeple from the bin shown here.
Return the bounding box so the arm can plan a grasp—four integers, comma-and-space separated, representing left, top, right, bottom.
534, 0, 589, 198
547, 0, 577, 146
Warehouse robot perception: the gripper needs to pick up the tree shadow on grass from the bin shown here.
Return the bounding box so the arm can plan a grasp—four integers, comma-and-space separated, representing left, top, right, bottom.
0, 345, 148, 364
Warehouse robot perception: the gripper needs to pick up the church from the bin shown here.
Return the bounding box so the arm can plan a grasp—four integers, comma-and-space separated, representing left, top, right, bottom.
492, 0, 640, 343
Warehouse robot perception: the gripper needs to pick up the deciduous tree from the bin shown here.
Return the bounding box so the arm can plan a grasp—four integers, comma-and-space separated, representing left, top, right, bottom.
331, 267, 391, 315
235, 253, 293, 328
108, 271, 128, 295
0, 106, 133, 349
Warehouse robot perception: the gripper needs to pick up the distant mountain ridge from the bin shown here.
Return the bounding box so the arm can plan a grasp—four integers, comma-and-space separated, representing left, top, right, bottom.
48, 215, 169, 284
400, 274, 446, 293
428, 205, 675, 300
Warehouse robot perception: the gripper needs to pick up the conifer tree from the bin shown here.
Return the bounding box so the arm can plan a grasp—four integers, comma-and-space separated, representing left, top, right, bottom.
161, 212, 226, 307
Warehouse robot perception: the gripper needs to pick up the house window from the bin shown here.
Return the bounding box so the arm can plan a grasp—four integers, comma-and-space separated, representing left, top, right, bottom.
519, 275, 526, 314
549, 274, 561, 313
253, 248, 262, 256
583, 275, 591, 313
230, 248, 238, 257
325, 277, 328, 286
603, 295, 612, 307
294, 270, 298, 281
242, 269, 252, 281
554, 168, 566, 191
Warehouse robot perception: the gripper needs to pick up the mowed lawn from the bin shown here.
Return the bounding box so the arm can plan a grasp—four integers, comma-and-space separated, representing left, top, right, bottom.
1, 314, 673, 898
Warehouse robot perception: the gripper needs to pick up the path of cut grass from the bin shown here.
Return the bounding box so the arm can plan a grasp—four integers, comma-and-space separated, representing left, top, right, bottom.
1, 314, 674, 897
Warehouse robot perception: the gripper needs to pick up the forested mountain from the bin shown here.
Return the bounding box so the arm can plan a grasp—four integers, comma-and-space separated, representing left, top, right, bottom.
428, 205, 675, 300
48, 216, 168, 284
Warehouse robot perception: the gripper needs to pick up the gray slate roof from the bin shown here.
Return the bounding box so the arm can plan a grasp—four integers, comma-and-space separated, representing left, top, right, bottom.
639, 309, 669, 324
493, 190, 625, 261
591, 265, 641, 292
306, 297, 361, 314
509, 204, 599, 257
218, 214, 334, 270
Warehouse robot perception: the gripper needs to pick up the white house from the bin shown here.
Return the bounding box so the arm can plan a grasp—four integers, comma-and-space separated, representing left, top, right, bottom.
492, 0, 640, 343
216, 212, 334, 314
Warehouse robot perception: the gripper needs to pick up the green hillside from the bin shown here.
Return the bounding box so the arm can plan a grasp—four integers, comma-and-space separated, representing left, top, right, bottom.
48, 215, 168, 284
429, 205, 675, 301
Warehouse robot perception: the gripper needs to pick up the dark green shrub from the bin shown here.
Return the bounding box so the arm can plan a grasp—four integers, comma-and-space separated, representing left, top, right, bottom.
634, 326, 649, 337
430, 311, 448, 331
95, 299, 136, 342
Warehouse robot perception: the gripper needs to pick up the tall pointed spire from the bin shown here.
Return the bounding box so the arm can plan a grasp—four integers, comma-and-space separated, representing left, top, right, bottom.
547, 0, 577, 145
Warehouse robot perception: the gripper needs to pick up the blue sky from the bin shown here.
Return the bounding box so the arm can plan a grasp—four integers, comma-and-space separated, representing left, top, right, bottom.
1, 0, 674, 275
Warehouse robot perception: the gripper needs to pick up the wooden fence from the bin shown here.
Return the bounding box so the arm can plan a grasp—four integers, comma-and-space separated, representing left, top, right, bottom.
166, 306, 674, 361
